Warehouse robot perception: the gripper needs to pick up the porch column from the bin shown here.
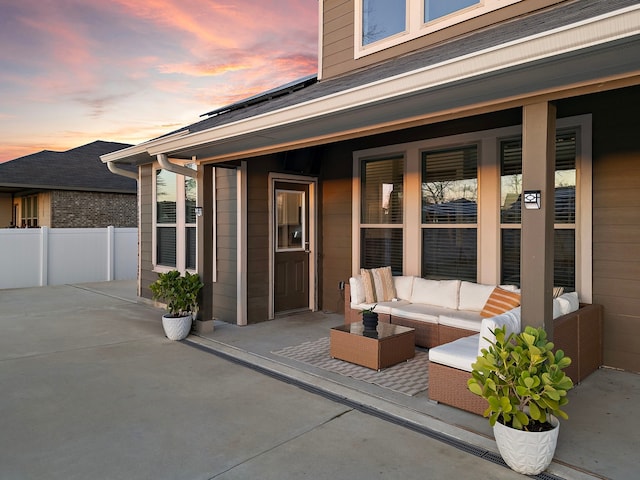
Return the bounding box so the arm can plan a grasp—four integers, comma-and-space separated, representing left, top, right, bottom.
521, 102, 556, 338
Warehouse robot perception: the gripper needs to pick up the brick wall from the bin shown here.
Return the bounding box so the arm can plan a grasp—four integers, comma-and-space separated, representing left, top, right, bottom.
50, 190, 137, 228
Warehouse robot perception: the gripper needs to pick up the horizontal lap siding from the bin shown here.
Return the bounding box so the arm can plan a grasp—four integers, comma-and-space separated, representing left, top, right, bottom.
212, 168, 238, 324
589, 87, 640, 372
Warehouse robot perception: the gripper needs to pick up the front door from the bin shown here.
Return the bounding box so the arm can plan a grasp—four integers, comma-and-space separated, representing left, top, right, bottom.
274, 181, 310, 313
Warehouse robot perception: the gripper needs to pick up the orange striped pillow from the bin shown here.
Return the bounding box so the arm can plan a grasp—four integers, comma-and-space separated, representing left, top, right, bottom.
480, 287, 521, 318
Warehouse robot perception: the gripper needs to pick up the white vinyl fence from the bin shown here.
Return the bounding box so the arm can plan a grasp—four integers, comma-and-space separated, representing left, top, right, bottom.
0, 227, 137, 289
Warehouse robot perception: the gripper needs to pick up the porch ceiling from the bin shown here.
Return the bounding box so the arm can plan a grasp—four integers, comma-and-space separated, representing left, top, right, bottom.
102, 6, 640, 166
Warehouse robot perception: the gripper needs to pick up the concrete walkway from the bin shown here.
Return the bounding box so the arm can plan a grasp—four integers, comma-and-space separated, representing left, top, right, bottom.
0, 281, 637, 479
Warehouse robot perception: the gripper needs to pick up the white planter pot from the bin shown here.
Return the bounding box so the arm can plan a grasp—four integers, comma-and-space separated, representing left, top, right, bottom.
162, 314, 192, 340
493, 416, 559, 475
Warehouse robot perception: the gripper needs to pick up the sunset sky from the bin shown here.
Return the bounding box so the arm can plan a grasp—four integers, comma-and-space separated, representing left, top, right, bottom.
0, 0, 318, 162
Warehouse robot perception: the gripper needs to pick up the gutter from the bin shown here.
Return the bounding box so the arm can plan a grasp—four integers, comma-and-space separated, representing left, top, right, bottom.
156, 154, 197, 178
107, 161, 138, 180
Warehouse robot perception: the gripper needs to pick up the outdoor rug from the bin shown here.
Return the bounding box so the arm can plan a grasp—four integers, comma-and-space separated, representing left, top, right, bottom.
271, 337, 428, 396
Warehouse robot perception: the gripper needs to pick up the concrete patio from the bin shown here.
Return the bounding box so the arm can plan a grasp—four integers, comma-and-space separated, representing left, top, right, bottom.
1, 280, 637, 479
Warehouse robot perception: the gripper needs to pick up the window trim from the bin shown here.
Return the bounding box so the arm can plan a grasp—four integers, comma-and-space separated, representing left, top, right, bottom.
355, 0, 523, 58
152, 163, 198, 274
352, 114, 592, 300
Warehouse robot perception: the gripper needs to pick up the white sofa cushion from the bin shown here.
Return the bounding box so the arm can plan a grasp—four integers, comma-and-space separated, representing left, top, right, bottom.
429, 334, 480, 372
557, 291, 580, 315
477, 307, 521, 357
410, 278, 460, 310
458, 281, 496, 312
349, 276, 366, 305
393, 275, 414, 301
438, 310, 483, 332
351, 299, 411, 315
390, 304, 454, 324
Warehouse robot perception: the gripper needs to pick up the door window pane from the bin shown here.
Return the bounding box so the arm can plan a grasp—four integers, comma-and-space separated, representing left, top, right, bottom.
422, 146, 477, 223
424, 0, 479, 22
276, 190, 304, 250
363, 0, 406, 45
423, 228, 477, 281
361, 228, 403, 275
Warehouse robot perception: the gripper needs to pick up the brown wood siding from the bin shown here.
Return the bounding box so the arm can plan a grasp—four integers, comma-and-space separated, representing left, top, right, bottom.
211, 167, 238, 324
559, 86, 640, 373
246, 157, 275, 323
321, 0, 565, 80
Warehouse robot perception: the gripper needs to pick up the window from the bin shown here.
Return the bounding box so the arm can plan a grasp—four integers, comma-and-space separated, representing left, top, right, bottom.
424, 0, 479, 23
362, 0, 406, 46
500, 131, 577, 289
422, 145, 478, 281
359, 156, 404, 274
353, 115, 590, 298
21, 195, 38, 228
154, 165, 197, 271
356, 0, 522, 57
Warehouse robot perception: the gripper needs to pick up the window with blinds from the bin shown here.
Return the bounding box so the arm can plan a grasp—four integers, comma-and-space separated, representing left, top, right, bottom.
360, 156, 404, 274
155, 166, 197, 271
500, 130, 577, 289
421, 145, 477, 281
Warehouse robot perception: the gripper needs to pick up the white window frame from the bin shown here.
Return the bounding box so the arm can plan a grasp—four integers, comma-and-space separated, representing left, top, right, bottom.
352, 114, 592, 300
152, 163, 198, 274
355, 0, 523, 58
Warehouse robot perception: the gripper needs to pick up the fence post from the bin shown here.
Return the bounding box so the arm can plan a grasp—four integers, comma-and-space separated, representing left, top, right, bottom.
40, 227, 49, 286
107, 226, 115, 281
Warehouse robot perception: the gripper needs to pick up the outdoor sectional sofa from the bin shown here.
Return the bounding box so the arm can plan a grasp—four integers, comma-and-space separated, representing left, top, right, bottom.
344, 273, 603, 415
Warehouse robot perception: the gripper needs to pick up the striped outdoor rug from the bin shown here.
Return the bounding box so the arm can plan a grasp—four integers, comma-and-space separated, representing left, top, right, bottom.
272, 337, 428, 396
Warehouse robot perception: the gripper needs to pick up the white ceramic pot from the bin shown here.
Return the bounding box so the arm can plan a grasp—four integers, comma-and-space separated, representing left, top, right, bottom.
162, 314, 192, 340
493, 416, 559, 475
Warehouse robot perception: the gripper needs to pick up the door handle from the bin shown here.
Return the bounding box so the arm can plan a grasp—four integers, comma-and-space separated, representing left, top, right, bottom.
304, 241, 310, 254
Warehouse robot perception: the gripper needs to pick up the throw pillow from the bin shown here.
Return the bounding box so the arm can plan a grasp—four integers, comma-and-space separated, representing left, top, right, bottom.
360, 266, 396, 303
480, 287, 521, 318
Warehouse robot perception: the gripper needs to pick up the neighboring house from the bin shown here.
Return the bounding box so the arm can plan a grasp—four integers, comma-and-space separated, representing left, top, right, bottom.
102, 0, 640, 373
0, 141, 137, 228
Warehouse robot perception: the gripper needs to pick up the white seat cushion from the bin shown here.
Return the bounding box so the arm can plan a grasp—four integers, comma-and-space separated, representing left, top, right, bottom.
393, 275, 415, 301
457, 281, 495, 312
349, 276, 366, 305
438, 310, 483, 332
410, 278, 460, 310
390, 303, 454, 324
350, 299, 410, 315
429, 334, 480, 372
477, 308, 521, 357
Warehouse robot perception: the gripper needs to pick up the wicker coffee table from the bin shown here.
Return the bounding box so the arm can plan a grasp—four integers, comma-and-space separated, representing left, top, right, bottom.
329, 323, 415, 370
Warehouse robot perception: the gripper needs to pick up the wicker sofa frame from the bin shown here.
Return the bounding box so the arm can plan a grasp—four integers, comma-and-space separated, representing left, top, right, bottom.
428, 303, 603, 415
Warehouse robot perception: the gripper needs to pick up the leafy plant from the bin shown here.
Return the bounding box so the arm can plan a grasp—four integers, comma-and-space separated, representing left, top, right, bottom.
359, 304, 377, 315
149, 270, 204, 318
467, 325, 573, 431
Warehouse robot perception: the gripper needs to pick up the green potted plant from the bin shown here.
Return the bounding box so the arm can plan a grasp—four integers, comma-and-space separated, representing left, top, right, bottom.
149, 270, 204, 340
467, 325, 574, 475
360, 304, 378, 331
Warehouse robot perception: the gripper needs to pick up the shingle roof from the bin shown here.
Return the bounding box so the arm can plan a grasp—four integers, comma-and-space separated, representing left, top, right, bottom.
169, 0, 636, 137
0, 141, 136, 193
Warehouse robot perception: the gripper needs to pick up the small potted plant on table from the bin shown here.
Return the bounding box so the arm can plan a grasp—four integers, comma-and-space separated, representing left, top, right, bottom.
467, 325, 574, 475
149, 270, 204, 340
360, 304, 378, 331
